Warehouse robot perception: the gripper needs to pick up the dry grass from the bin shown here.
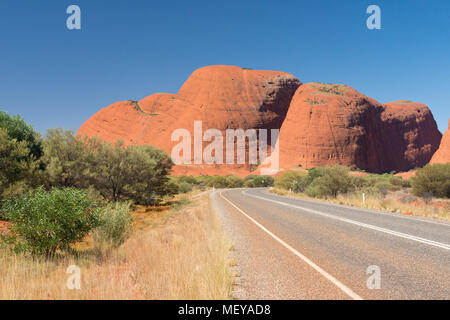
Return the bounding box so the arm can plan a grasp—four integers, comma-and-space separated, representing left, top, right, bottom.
271, 188, 450, 221
0, 191, 233, 299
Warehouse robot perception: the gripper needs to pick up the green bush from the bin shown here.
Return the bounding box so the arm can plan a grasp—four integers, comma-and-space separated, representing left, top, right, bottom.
275, 171, 308, 192
177, 176, 198, 185
412, 163, 450, 199
304, 166, 352, 198
389, 176, 411, 189
92, 201, 133, 249
93, 141, 174, 205
276, 166, 352, 198
1, 187, 100, 256
275, 171, 309, 193
177, 182, 193, 193
0, 111, 43, 160
43, 129, 174, 205
204, 175, 244, 188
42, 128, 94, 189
0, 128, 39, 200
226, 176, 244, 188
244, 175, 274, 187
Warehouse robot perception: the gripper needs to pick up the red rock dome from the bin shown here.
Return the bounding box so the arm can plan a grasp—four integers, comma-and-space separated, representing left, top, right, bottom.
430, 118, 450, 164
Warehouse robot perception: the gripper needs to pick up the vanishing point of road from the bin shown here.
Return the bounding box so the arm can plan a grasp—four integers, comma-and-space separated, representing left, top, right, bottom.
211, 188, 450, 300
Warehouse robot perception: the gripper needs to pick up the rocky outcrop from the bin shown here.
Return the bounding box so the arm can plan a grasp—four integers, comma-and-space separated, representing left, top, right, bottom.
430, 118, 450, 164
278, 83, 442, 173
77, 65, 301, 175
380, 101, 442, 170
78, 66, 444, 175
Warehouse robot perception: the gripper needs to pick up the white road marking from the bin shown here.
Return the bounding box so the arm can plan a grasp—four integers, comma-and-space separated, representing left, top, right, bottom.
243, 190, 450, 251
219, 191, 364, 300
261, 189, 450, 228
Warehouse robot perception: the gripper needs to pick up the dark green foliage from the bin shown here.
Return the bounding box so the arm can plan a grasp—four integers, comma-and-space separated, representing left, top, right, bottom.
0, 128, 40, 201
177, 182, 193, 193
304, 166, 352, 198
42, 129, 174, 205
1, 187, 100, 256
274, 171, 309, 192
42, 128, 94, 189
0, 111, 43, 160
244, 175, 274, 187
206, 175, 244, 188
412, 164, 450, 199
91, 141, 174, 205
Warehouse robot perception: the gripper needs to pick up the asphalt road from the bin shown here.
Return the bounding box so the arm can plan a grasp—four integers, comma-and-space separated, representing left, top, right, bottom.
211, 188, 450, 300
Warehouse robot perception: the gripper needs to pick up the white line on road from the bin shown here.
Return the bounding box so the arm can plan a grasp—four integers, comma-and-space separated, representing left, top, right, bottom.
219, 191, 364, 300
243, 190, 450, 251
260, 189, 450, 228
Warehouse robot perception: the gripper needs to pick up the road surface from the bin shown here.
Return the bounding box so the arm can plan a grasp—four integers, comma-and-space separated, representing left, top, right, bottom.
211, 188, 450, 300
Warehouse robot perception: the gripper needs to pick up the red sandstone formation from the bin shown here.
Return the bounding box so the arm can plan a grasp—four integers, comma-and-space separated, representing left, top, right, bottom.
430, 118, 450, 164
78, 65, 444, 176
381, 101, 442, 170
77, 65, 301, 175
278, 84, 442, 173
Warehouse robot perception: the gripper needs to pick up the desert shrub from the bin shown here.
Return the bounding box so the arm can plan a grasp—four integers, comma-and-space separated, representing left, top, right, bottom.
177, 176, 198, 185
275, 171, 309, 192
1, 187, 100, 256
412, 163, 450, 199
304, 166, 352, 198
206, 175, 242, 188
225, 176, 244, 188
193, 176, 214, 189
374, 181, 390, 197
92, 201, 133, 250
206, 176, 229, 188
389, 176, 411, 189
304, 182, 321, 197
351, 175, 371, 190
177, 182, 193, 193
244, 175, 274, 187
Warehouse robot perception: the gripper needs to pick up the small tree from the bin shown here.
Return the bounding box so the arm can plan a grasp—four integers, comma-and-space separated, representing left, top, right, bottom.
92, 141, 174, 205
1, 187, 100, 256
275, 171, 309, 192
305, 166, 352, 198
0, 128, 39, 200
43, 128, 96, 189
0, 111, 43, 160
244, 175, 274, 187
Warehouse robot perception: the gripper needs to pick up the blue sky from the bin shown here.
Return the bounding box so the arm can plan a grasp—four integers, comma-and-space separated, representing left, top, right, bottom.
1, 0, 449, 134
